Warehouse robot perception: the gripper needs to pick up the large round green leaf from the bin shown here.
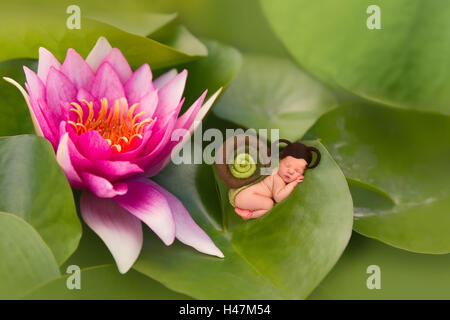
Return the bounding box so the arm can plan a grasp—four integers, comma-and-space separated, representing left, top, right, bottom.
309, 233, 450, 299
141, 0, 290, 57
305, 103, 450, 253
213, 54, 337, 141
0, 13, 206, 69
0, 59, 36, 137
0, 212, 60, 299
149, 22, 208, 58
261, 0, 450, 114
0, 135, 81, 264
24, 265, 190, 300
181, 40, 242, 108
133, 141, 353, 299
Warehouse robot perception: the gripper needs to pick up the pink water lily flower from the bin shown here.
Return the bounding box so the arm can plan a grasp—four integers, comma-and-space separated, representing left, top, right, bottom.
5, 37, 224, 273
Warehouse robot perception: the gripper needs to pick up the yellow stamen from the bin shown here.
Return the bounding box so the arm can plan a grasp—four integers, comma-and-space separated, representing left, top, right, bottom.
68, 98, 152, 153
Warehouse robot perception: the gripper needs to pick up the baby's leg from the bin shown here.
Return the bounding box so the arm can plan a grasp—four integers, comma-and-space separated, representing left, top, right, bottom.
234, 208, 254, 220
248, 208, 272, 219
234, 186, 273, 220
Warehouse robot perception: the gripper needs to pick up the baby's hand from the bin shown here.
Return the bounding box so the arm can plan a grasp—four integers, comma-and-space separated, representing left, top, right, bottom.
296, 175, 304, 183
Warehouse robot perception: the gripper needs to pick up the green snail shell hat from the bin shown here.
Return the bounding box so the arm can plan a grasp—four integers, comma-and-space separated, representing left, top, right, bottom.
215, 134, 271, 189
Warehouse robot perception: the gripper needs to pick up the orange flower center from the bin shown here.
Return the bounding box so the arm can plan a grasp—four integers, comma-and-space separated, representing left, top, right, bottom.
68, 98, 152, 153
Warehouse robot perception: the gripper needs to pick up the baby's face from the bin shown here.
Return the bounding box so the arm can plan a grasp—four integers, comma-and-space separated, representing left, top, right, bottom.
278, 156, 307, 183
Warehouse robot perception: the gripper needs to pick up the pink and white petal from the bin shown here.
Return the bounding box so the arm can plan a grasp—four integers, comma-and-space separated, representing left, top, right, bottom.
81, 171, 128, 198
125, 63, 153, 104
103, 48, 133, 83
56, 133, 85, 189
93, 160, 144, 182
59, 123, 93, 171
31, 97, 59, 147
136, 88, 158, 116
61, 48, 95, 90
144, 179, 224, 258
153, 68, 177, 89
23, 67, 45, 101
76, 88, 101, 120
46, 67, 77, 118
3, 77, 44, 137
136, 115, 176, 168
91, 62, 126, 102
23, 70, 61, 140
170, 88, 222, 157
113, 179, 175, 246
85, 37, 113, 72
76, 130, 112, 160
155, 98, 184, 134
153, 69, 187, 118
175, 90, 207, 131
77, 87, 95, 102
37, 47, 61, 83
80, 191, 143, 274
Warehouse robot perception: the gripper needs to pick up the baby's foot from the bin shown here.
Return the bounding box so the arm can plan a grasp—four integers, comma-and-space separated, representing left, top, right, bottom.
235, 208, 254, 220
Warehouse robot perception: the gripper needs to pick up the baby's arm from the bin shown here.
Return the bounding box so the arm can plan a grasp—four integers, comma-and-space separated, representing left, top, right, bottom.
272, 175, 303, 203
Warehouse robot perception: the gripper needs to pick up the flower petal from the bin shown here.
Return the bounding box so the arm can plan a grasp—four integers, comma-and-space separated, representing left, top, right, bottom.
86, 37, 113, 72
103, 48, 133, 83
80, 191, 143, 274
169, 88, 222, 158
135, 114, 177, 169
24, 66, 45, 102
56, 132, 85, 189
3, 76, 44, 137
113, 179, 175, 246
125, 63, 153, 105
153, 69, 187, 118
153, 68, 177, 89
46, 67, 77, 118
92, 160, 143, 182
136, 88, 158, 116
91, 62, 126, 102
76, 130, 112, 160
175, 90, 207, 131
61, 48, 95, 90
144, 179, 224, 258
81, 171, 128, 198
37, 47, 61, 83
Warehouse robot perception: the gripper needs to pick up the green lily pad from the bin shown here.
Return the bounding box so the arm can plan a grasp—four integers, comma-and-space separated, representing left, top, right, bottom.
133, 141, 353, 299
0, 13, 206, 70
24, 265, 191, 300
181, 40, 242, 108
309, 232, 450, 299
149, 22, 208, 58
305, 103, 450, 253
0, 135, 81, 264
0, 212, 60, 299
213, 54, 337, 141
88, 12, 178, 37
261, 0, 450, 114
142, 0, 290, 57
0, 59, 36, 137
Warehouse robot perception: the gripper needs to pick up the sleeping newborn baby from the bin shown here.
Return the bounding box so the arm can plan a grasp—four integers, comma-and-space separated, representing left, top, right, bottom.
230, 140, 321, 220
